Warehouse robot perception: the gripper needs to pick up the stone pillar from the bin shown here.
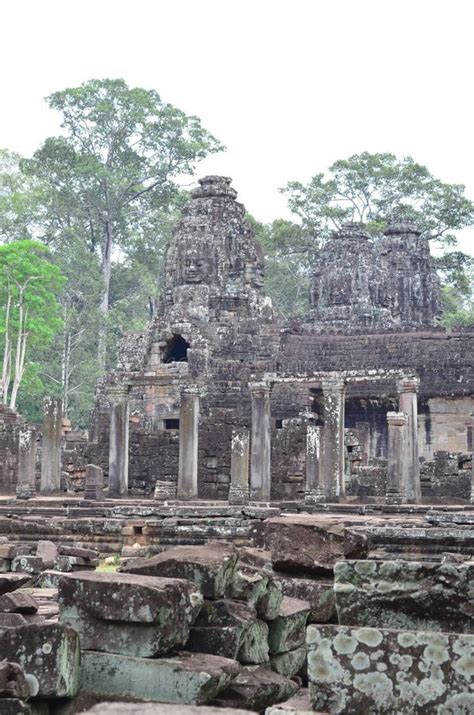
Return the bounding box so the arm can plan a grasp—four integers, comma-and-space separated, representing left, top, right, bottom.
470, 413, 474, 505
321, 377, 345, 500
229, 427, 250, 505
249, 382, 271, 501
16, 426, 37, 499
177, 386, 200, 500
107, 385, 130, 498
385, 412, 408, 504
397, 376, 421, 503
305, 424, 325, 505
84, 464, 103, 500
40, 397, 63, 494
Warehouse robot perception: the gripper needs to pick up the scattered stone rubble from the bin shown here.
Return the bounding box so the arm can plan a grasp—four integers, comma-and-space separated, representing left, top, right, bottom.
0, 511, 471, 713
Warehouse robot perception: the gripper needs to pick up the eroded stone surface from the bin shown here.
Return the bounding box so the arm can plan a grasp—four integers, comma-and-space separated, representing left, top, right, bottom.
122, 542, 238, 599
0, 622, 80, 698
214, 665, 299, 712
265, 516, 367, 574
270, 645, 307, 678
58, 570, 203, 657
187, 599, 269, 663
273, 575, 335, 623
307, 624, 474, 714
80, 650, 240, 704
84, 704, 254, 714
268, 597, 310, 654
334, 560, 474, 632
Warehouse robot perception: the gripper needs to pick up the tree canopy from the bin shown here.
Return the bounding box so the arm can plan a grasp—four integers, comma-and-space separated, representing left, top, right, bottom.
0, 241, 65, 409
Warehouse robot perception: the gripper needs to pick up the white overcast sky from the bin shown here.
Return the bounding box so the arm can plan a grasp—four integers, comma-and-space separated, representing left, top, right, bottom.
1, 0, 473, 253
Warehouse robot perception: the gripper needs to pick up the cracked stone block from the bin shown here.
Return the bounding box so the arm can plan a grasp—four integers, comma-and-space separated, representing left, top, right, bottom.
265, 516, 367, 575
0, 661, 30, 700
307, 624, 474, 714
187, 599, 269, 663
36, 540, 58, 568
122, 542, 238, 599
58, 570, 203, 657
270, 645, 307, 678
213, 665, 299, 711
80, 650, 240, 704
273, 574, 335, 623
11, 557, 43, 575
0, 623, 80, 698
0, 591, 38, 614
334, 560, 474, 633
268, 597, 310, 654
0, 573, 30, 596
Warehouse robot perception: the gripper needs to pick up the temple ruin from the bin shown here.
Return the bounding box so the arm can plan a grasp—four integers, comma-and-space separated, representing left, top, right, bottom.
0, 175, 472, 714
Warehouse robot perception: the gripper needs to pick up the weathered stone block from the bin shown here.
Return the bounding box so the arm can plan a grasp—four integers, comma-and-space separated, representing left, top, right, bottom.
268, 597, 310, 654
265, 516, 367, 574
0, 573, 30, 595
0, 612, 27, 627
0, 699, 31, 714
265, 687, 313, 714
36, 540, 58, 568
0, 661, 30, 700
187, 599, 269, 663
270, 645, 306, 678
11, 557, 43, 575
273, 574, 335, 623
122, 542, 238, 599
58, 571, 203, 657
84, 704, 254, 714
307, 624, 474, 714
0, 591, 38, 614
334, 560, 474, 633
214, 665, 299, 711
80, 650, 240, 704
0, 623, 80, 698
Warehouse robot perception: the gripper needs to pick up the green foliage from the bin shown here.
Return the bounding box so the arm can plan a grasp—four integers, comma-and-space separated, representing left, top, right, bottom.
22, 78, 223, 369
0, 240, 65, 409
283, 152, 474, 246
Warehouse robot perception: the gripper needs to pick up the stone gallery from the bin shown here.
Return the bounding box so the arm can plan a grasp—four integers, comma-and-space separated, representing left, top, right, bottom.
0, 175, 472, 713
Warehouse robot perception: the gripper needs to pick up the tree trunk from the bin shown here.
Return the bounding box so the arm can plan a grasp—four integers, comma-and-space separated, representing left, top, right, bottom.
98, 219, 113, 371
1, 291, 11, 404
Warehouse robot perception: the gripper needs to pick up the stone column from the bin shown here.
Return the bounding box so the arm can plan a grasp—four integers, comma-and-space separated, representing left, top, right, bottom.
397, 376, 421, 503
249, 382, 272, 501
107, 385, 130, 498
16, 426, 37, 499
229, 427, 250, 505
84, 464, 103, 500
177, 386, 200, 500
470, 413, 474, 505
305, 424, 325, 505
40, 397, 63, 494
385, 412, 408, 504
321, 377, 346, 500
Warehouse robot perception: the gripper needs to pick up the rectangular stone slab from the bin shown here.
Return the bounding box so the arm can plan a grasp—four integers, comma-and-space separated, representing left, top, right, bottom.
122, 542, 238, 598
264, 516, 368, 575
334, 560, 474, 633
0, 623, 80, 698
80, 650, 240, 704
58, 570, 203, 657
307, 624, 474, 714
268, 597, 310, 654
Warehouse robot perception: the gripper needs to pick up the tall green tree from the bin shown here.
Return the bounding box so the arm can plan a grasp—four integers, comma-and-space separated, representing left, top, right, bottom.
262, 153, 474, 318
23, 78, 223, 368
0, 241, 65, 409
283, 152, 474, 244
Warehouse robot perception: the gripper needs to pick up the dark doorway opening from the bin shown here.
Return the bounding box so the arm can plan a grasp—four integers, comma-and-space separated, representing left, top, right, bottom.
162, 335, 190, 363
164, 418, 180, 430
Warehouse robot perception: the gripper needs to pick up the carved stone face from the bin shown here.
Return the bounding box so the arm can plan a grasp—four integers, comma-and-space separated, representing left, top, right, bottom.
178, 238, 212, 285
244, 256, 265, 289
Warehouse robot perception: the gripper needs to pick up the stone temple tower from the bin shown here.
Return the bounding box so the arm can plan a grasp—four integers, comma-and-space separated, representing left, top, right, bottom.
310, 222, 393, 329
310, 218, 442, 330
158, 176, 270, 323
